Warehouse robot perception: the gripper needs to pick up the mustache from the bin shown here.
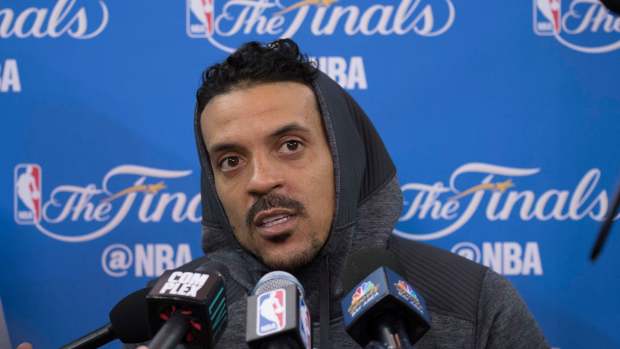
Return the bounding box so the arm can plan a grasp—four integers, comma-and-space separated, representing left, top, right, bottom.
246, 193, 306, 228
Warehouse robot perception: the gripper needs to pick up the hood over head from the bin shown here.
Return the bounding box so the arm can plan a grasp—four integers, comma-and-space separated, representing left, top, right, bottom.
195, 70, 399, 252
194, 70, 402, 324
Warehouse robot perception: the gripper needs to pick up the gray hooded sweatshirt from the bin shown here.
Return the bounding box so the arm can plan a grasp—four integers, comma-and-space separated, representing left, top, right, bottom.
162, 72, 550, 349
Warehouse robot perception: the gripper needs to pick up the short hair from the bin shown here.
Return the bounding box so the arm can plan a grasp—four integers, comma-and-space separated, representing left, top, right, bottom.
195, 39, 318, 116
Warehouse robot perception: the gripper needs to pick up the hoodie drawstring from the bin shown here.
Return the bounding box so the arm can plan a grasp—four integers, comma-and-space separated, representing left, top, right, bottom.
319, 255, 330, 349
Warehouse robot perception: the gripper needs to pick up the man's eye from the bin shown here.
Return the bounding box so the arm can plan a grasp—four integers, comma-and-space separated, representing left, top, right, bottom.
219, 156, 241, 171
280, 140, 303, 154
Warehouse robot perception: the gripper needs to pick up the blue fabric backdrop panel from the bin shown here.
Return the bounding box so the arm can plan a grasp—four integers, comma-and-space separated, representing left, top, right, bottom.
1, 0, 619, 348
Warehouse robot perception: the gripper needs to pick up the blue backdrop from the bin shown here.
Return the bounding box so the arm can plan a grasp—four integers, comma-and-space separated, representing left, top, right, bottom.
1, 0, 619, 348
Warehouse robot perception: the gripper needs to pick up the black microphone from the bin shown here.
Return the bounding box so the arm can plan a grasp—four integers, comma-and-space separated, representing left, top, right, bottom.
591, 181, 620, 261
61, 287, 152, 349
340, 248, 431, 349
146, 263, 228, 349
246, 271, 312, 349
601, 0, 620, 15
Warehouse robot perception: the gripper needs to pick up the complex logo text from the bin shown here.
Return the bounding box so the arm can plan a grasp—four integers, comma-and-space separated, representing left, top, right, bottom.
159, 271, 209, 297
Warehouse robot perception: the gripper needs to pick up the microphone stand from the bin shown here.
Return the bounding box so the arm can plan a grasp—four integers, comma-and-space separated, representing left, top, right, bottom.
590, 181, 620, 261
60, 324, 115, 349
149, 312, 190, 349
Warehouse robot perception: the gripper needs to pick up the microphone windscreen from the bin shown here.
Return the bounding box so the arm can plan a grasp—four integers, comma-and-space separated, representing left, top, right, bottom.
246, 271, 311, 349
109, 287, 152, 343
253, 271, 305, 296
342, 248, 405, 292
601, 0, 620, 15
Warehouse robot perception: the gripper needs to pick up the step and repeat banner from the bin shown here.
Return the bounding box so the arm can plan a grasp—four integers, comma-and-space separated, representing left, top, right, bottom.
1, 0, 619, 348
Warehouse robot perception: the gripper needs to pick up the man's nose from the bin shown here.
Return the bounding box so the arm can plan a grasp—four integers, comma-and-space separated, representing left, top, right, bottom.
247, 153, 284, 196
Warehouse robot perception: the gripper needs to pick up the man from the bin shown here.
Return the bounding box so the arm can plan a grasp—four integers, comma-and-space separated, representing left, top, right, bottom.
183, 39, 548, 348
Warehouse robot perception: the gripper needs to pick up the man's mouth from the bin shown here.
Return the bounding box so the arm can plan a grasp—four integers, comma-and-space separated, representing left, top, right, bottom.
259, 213, 292, 227
253, 209, 298, 239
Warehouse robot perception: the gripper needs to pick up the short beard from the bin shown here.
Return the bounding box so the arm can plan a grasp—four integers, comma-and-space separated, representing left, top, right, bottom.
259, 234, 324, 271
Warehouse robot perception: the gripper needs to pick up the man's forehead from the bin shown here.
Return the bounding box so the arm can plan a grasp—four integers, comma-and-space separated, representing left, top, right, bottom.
201, 82, 322, 147
202, 82, 316, 119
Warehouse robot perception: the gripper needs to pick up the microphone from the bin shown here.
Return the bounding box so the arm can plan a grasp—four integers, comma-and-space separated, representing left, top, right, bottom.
146, 263, 228, 349
591, 181, 620, 261
601, 0, 620, 15
340, 248, 431, 349
61, 287, 152, 349
246, 271, 312, 349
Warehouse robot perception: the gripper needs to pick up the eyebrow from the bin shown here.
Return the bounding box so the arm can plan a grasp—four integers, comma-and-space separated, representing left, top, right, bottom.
270, 122, 311, 139
208, 122, 311, 155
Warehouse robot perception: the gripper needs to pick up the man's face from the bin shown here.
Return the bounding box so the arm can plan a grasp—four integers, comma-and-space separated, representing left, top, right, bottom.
201, 82, 335, 270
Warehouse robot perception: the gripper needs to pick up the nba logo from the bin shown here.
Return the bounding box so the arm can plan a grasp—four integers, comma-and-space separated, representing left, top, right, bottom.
533, 0, 562, 35
14, 164, 42, 224
298, 298, 311, 349
256, 289, 286, 336
187, 0, 216, 37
